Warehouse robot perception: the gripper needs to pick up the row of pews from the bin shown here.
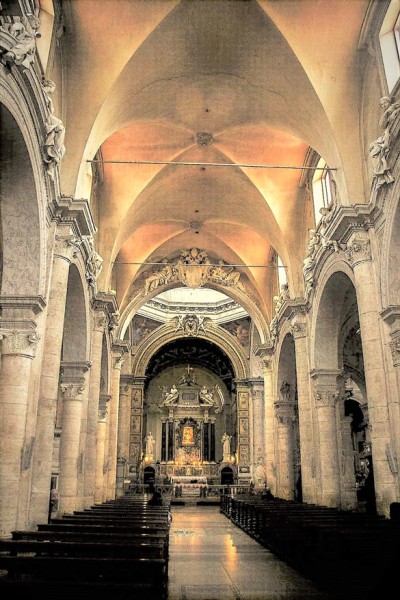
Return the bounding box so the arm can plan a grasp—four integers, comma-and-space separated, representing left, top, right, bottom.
221, 494, 400, 599
0, 493, 171, 599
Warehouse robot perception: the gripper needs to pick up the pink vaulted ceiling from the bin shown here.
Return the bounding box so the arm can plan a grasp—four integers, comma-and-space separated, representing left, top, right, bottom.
62, 0, 370, 322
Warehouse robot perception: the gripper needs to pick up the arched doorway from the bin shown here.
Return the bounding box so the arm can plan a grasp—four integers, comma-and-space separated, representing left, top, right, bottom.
220, 466, 234, 485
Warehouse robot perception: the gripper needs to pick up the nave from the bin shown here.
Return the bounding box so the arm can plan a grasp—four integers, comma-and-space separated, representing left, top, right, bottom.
168, 505, 332, 600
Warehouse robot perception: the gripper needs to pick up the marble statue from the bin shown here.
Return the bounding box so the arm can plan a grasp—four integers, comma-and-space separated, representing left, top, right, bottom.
221, 432, 232, 456
145, 432, 155, 456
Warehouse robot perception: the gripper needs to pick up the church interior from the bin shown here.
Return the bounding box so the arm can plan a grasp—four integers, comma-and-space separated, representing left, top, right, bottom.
1, 0, 400, 598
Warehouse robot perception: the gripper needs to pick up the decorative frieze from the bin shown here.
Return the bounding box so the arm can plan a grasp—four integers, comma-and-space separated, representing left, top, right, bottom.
315, 390, 339, 408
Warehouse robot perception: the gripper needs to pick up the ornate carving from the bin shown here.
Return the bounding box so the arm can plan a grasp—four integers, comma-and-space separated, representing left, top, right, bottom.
302, 228, 319, 298
274, 399, 295, 425
390, 338, 400, 367
93, 314, 107, 332
291, 322, 307, 339
114, 356, 124, 370
174, 313, 207, 336
60, 383, 85, 400
109, 311, 120, 332
98, 396, 110, 420
369, 96, 400, 189
0, 330, 40, 357
1, 16, 39, 69
315, 390, 339, 408
195, 132, 213, 146
54, 234, 82, 260
85, 237, 103, 288
42, 78, 66, 181
345, 237, 371, 267
318, 205, 340, 252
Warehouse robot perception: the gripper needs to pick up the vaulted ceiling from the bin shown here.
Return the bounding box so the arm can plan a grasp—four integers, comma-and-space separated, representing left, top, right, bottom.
60, 0, 370, 330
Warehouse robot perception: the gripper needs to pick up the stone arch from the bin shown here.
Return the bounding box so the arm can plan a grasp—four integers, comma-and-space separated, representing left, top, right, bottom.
0, 95, 47, 298
119, 282, 270, 345
310, 258, 356, 371
131, 322, 250, 381
61, 264, 90, 362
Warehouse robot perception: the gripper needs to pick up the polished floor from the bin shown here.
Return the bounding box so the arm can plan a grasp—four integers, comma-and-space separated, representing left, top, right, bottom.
167, 505, 334, 600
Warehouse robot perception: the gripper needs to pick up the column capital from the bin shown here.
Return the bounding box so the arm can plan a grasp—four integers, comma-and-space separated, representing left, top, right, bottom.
291, 322, 307, 339
345, 232, 372, 267
60, 382, 85, 400
254, 344, 274, 372
274, 399, 295, 424
315, 390, 340, 408
389, 336, 400, 367
92, 311, 108, 333
113, 356, 124, 370
54, 234, 82, 262
0, 328, 40, 358
98, 394, 111, 420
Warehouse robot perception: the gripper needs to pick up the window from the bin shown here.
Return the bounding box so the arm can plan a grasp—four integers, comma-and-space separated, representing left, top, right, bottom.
312, 158, 333, 226
277, 255, 287, 290
380, 0, 400, 93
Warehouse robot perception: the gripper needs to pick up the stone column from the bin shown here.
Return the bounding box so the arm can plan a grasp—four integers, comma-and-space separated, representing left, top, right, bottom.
129, 378, 146, 480
83, 312, 107, 507
274, 399, 295, 499
250, 378, 265, 488
291, 315, 317, 503
95, 395, 110, 504
346, 232, 397, 513
258, 349, 276, 494
235, 379, 251, 483
0, 329, 40, 537
58, 364, 89, 515
29, 234, 78, 526
311, 370, 341, 507
116, 375, 133, 497
106, 354, 123, 500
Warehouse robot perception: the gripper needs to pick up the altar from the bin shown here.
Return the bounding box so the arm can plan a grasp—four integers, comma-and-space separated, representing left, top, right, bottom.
171, 475, 208, 497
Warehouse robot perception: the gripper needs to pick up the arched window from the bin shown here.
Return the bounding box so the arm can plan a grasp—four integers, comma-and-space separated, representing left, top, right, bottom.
380, 0, 400, 93
312, 158, 333, 226
277, 255, 287, 290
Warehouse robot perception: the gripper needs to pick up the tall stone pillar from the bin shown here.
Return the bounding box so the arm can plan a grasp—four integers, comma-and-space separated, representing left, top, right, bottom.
129, 378, 146, 481
106, 354, 123, 500
117, 375, 133, 497
291, 315, 317, 503
274, 399, 295, 499
250, 378, 265, 488
83, 312, 107, 507
235, 379, 251, 483
58, 363, 90, 515
29, 234, 77, 526
311, 370, 341, 507
95, 395, 110, 503
257, 348, 276, 494
0, 328, 40, 537
346, 232, 397, 513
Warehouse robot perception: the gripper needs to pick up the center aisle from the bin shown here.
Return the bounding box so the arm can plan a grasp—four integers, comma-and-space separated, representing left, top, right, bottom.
167, 506, 334, 600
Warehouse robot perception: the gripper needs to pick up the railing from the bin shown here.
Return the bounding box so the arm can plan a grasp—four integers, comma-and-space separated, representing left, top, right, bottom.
130, 483, 250, 497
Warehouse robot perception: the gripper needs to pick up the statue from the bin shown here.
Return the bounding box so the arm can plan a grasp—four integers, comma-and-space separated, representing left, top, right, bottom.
209, 260, 246, 292
302, 228, 320, 296
221, 432, 231, 457
1, 19, 39, 69
144, 258, 174, 295
85, 239, 103, 287
162, 384, 179, 405
145, 432, 155, 456
319, 205, 339, 252
369, 96, 400, 189
199, 385, 214, 405
178, 364, 197, 385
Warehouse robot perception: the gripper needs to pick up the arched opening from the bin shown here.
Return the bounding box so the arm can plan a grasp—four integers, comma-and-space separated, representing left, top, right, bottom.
313, 271, 374, 511
276, 333, 300, 501
0, 103, 42, 297
220, 466, 234, 486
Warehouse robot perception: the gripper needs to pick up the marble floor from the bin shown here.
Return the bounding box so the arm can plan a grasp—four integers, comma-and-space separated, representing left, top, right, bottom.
167, 506, 335, 600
